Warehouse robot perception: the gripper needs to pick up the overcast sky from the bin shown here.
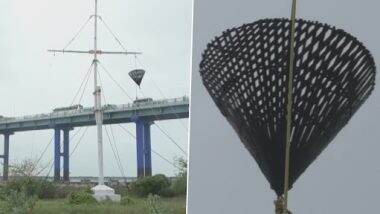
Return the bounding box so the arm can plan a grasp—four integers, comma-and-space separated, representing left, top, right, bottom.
0, 0, 192, 177
188, 0, 380, 213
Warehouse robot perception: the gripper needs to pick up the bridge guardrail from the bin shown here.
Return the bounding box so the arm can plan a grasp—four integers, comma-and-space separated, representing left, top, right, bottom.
0, 96, 189, 124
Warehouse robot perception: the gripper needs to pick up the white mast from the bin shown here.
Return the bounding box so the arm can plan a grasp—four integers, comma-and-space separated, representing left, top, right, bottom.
93, 0, 104, 186
48, 0, 141, 199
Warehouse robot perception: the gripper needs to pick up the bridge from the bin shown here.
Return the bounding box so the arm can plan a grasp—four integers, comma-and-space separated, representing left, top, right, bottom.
0, 96, 189, 181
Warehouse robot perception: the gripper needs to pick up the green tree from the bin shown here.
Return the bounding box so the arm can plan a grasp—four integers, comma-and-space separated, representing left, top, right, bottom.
170, 157, 187, 195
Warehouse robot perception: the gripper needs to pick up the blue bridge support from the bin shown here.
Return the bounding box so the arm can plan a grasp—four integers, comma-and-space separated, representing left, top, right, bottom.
0, 132, 12, 181
54, 127, 72, 182
135, 119, 152, 178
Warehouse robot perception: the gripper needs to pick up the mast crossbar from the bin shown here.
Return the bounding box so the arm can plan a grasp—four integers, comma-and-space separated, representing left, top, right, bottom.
48, 49, 142, 55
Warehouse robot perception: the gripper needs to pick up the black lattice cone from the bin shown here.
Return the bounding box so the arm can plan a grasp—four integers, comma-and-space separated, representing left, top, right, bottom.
199, 18, 376, 196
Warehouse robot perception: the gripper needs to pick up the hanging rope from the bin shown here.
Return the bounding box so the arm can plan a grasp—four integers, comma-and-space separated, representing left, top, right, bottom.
32, 62, 93, 177
31, 136, 53, 174
134, 55, 139, 99
40, 127, 89, 179
98, 62, 134, 101
99, 16, 128, 52
69, 127, 89, 157
118, 124, 136, 138
105, 125, 126, 178
283, 0, 297, 213
117, 124, 182, 171
139, 90, 188, 156
98, 70, 127, 178
70, 62, 94, 105
98, 61, 188, 156
135, 57, 189, 131
63, 16, 93, 51
151, 150, 182, 171
152, 123, 187, 156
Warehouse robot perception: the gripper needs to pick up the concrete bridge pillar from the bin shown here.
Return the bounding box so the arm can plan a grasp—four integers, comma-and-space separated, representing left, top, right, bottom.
63, 127, 71, 182
1, 132, 13, 181
54, 127, 72, 182
135, 119, 153, 178
54, 128, 61, 181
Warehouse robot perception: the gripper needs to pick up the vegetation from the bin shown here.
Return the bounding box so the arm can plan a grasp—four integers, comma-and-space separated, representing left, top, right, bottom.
0, 157, 188, 213
129, 174, 171, 197
1, 177, 57, 199
128, 157, 187, 198
68, 191, 97, 205
146, 194, 164, 214
31, 196, 185, 214
0, 159, 43, 214
7, 159, 49, 178
170, 157, 187, 196
0, 190, 37, 214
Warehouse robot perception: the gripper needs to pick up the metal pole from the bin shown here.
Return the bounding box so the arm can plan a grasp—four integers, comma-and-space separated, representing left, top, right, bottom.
93, 0, 104, 186
283, 0, 297, 212
46, 0, 141, 189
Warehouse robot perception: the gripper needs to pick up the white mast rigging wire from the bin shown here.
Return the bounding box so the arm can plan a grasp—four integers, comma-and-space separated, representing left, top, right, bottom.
47, 0, 141, 188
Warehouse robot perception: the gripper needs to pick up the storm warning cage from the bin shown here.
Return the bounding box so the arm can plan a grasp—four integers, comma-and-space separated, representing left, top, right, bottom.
199, 18, 376, 196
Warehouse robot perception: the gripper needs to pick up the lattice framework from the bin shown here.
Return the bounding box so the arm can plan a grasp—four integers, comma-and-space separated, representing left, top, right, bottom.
199, 18, 376, 195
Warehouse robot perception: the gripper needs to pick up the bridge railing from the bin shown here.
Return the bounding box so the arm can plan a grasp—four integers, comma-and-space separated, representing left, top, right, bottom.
0, 96, 189, 123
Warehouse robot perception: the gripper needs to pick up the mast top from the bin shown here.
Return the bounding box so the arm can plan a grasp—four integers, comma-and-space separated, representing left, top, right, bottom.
48, 0, 142, 57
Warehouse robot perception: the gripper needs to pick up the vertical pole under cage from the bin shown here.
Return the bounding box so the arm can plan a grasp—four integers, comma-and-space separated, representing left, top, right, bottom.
283, 0, 297, 213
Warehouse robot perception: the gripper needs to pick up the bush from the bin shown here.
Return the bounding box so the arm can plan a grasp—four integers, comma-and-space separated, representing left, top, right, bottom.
54, 185, 92, 199
158, 187, 175, 198
52, 185, 74, 199
170, 175, 187, 196
111, 184, 129, 196
145, 194, 163, 214
121, 195, 135, 206
0, 190, 37, 214
0, 178, 57, 200
170, 157, 187, 196
129, 174, 170, 197
1, 178, 33, 197
34, 179, 56, 199
68, 191, 97, 205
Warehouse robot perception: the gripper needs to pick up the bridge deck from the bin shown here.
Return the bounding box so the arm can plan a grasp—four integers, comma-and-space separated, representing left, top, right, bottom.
0, 97, 189, 133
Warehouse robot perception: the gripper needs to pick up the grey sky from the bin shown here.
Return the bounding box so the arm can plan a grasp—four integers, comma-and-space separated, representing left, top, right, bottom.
187, 0, 380, 213
0, 0, 192, 177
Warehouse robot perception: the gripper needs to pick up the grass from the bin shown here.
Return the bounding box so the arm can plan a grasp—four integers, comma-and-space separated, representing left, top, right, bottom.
31, 196, 186, 214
